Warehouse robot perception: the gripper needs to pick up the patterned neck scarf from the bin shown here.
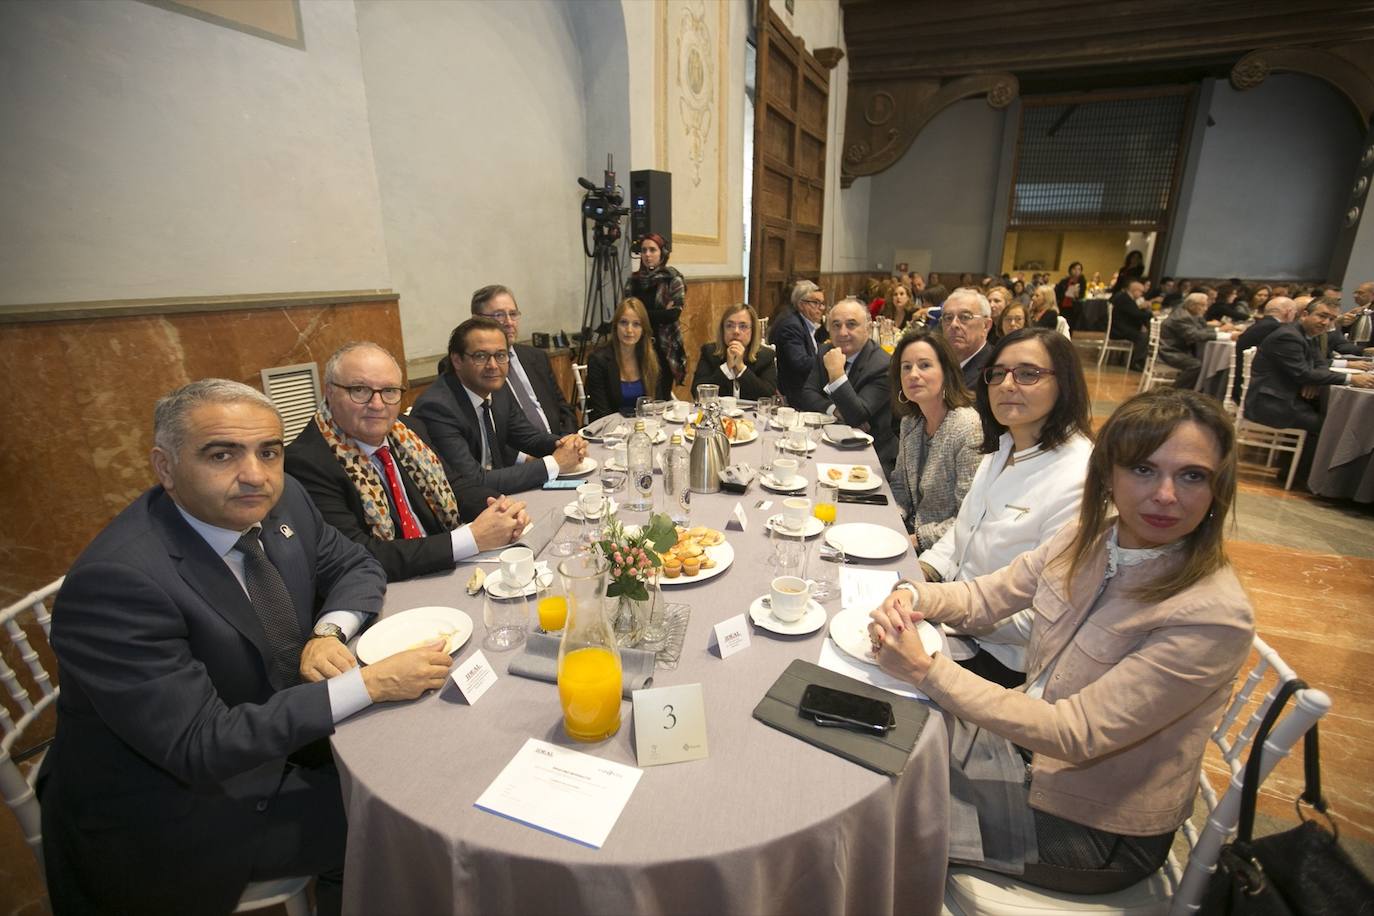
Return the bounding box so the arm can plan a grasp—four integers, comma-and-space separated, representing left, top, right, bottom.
313, 400, 461, 540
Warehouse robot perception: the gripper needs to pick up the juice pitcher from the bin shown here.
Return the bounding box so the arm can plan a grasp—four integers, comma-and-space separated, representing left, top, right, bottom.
556, 553, 623, 741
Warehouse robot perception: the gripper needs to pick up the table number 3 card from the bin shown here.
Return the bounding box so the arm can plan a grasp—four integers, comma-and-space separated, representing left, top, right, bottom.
632, 683, 708, 767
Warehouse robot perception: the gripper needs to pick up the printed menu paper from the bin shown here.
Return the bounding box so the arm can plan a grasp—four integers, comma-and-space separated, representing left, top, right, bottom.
474, 738, 643, 848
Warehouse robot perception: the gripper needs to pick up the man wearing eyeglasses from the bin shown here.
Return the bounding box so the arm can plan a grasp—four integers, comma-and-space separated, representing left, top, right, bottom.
795, 296, 896, 472
286, 342, 530, 582
938, 288, 994, 390
770, 279, 829, 405
470, 284, 577, 436
413, 317, 588, 494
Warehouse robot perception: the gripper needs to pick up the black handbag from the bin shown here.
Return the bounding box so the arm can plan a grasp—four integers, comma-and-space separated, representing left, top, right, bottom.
1201, 678, 1374, 915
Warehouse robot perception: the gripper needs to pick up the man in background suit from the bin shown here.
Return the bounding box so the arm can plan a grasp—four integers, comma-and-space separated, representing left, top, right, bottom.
1233, 296, 1297, 401
938, 287, 994, 389
286, 342, 529, 581
1108, 279, 1152, 372
795, 296, 896, 473
470, 284, 577, 435
413, 316, 587, 494
40, 380, 451, 916
769, 279, 827, 406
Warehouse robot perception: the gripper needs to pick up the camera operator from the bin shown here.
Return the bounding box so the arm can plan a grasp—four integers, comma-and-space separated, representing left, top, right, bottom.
624, 233, 687, 388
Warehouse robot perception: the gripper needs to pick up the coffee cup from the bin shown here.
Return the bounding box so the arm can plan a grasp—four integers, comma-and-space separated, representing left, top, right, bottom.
576, 482, 604, 518
775, 406, 797, 428
719, 395, 737, 413
787, 427, 808, 450
772, 457, 799, 487
782, 497, 811, 533
611, 443, 628, 469
499, 546, 535, 588
769, 575, 810, 622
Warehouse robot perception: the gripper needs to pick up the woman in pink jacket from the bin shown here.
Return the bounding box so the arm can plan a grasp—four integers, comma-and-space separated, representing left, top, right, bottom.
869, 387, 1255, 894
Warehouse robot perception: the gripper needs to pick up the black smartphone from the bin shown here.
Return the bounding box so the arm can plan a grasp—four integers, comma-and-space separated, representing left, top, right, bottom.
798, 684, 895, 734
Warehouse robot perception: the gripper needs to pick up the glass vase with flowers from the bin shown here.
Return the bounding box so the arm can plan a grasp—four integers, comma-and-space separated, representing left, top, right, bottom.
596, 513, 677, 647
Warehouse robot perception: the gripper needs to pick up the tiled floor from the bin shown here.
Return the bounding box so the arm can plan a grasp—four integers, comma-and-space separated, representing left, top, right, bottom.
4, 363, 1371, 913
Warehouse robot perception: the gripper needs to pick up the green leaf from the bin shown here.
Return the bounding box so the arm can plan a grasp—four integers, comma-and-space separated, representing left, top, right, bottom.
645, 513, 678, 553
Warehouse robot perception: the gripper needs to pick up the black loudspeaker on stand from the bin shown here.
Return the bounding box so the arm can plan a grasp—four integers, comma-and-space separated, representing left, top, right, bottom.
630, 170, 672, 249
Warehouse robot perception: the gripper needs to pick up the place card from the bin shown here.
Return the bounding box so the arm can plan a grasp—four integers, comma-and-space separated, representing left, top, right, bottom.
726, 502, 748, 532
712, 614, 751, 659
475, 738, 643, 848
450, 650, 497, 705
632, 683, 708, 767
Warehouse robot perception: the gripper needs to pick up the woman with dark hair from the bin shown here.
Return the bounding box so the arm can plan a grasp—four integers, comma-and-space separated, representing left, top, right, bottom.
690, 303, 778, 399
1054, 261, 1086, 327
914, 327, 1094, 687
1205, 283, 1250, 323
869, 387, 1253, 894
888, 328, 983, 552
1109, 250, 1146, 295
888, 280, 916, 325
992, 302, 1027, 342
1010, 278, 1028, 305
585, 298, 672, 421
1247, 284, 1272, 318
624, 233, 687, 387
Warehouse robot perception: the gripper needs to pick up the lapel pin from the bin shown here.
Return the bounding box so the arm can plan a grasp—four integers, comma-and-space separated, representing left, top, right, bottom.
279, 524, 295, 539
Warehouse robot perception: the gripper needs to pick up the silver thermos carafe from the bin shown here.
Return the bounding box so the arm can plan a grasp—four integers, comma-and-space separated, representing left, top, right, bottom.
688, 402, 731, 493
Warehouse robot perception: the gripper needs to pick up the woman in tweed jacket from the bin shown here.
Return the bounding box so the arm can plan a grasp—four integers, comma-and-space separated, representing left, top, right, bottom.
887, 327, 983, 552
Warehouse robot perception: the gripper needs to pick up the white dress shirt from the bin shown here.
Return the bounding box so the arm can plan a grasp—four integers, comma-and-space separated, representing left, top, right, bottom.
353, 438, 477, 564
463, 384, 558, 480
919, 432, 1093, 672
175, 506, 373, 722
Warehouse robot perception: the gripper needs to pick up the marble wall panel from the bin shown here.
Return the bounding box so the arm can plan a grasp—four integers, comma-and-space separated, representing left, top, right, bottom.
0, 298, 403, 604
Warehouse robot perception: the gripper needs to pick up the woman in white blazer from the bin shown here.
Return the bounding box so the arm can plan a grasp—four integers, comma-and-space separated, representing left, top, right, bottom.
918, 327, 1094, 687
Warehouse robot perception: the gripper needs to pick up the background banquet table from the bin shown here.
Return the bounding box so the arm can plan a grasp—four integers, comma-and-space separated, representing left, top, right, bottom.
1194, 338, 1235, 399
329, 420, 951, 916
1307, 385, 1374, 502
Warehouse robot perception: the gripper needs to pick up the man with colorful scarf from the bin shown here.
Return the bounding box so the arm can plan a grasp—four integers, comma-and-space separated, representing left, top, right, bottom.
286, 342, 529, 582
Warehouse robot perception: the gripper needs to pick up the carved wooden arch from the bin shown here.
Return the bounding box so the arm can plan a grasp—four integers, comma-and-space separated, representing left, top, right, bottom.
839, 72, 1019, 188
1230, 42, 1374, 128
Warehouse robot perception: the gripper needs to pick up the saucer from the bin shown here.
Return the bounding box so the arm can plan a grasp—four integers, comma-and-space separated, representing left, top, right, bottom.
765, 514, 825, 538
748, 595, 826, 635
760, 473, 808, 494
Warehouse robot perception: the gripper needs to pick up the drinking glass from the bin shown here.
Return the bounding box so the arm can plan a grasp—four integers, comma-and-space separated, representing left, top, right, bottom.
809, 545, 844, 602
578, 486, 605, 549
483, 591, 528, 652
638, 569, 669, 649
813, 479, 839, 527
768, 526, 808, 577
535, 578, 568, 634
695, 383, 719, 408
760, 432, 781, 474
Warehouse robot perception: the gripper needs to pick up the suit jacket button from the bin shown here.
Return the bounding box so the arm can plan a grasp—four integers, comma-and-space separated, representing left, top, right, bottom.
255, 799, 269, 813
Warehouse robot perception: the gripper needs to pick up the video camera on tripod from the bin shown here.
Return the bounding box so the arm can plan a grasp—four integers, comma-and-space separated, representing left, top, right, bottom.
577, 154, 629, 360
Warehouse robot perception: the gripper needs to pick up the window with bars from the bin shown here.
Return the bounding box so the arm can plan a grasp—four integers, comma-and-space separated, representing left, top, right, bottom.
1010, 91, 1191, 229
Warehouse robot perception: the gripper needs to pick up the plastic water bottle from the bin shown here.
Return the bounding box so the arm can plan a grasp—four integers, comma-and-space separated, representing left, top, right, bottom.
626, 420, 654, 512
662, 433, 691, 526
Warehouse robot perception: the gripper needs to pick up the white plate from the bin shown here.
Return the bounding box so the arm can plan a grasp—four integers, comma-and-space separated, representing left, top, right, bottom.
683, 424, 759, 445
723, 407, 746, 419
816, 463, 882, 492
828, 606, 941, 668
765, 514, 825, 538
356, 606, 473, 665
749, 595, 827, 636
484, 564, 555, 598
777, 437, 817, 454
559, 457, 599, 478
564, 498, 619, 520
580, 424, 667, 444
822, 430, 875, 447
659, 540, 735, 586
760, 473, 808, 494
801, 411, 830, 427
824, 522, 909, 560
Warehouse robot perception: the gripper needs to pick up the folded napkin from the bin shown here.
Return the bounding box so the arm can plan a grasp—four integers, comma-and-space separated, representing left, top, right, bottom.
719, 463, 756, 487
583, 414, 629, 438
508, 632, 655, 698
822, 423, 870, 447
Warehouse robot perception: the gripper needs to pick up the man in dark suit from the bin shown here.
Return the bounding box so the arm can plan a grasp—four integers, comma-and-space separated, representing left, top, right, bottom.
39, 379, 452, 916
1245, 299, 1374, 434
937, 288, 994, 390
1232, 296, 1296, 401
768, 279, 827, 406
286, 343, 529, 581
1108, 280, 1152, 371
470, 284, 577, 435
413, 316, 588, 494
1160, 292, 1236, 389
795, 296, 896, 472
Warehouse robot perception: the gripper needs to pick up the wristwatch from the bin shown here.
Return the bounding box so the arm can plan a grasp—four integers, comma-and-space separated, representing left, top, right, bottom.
311, 621, 346, 642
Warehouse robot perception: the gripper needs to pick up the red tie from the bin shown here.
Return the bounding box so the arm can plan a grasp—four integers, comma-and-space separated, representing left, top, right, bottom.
376, 445, 424, 539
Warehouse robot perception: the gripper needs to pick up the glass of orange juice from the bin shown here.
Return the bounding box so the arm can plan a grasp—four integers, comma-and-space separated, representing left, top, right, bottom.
536, 579, 568, 634
556, 554, 623, 741
813, 479, 838, 526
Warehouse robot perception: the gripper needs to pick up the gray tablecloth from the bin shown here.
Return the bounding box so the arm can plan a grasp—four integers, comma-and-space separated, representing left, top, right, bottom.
331, 428, 951, 916
1308, 386, 1374, 502
1194, 339, 1235, 398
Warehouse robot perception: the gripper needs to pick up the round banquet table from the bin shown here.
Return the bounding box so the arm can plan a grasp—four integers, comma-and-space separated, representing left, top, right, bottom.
329, 419, 951, 916
1193, 338, 1235, 399
1307, 384, 1374, 501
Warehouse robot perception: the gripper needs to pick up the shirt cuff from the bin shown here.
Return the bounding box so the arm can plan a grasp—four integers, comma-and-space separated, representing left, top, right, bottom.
326, 667, 373, 724
1332, 358, 1348, 369
542, 455, 559, 481
317, 609, 369, 642
451, 525, 479, 562
823, 373, 849, 396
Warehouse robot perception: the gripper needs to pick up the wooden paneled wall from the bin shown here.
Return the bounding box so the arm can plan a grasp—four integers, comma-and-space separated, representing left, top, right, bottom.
677, 275, 746, 399
0, 295, 404, 603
